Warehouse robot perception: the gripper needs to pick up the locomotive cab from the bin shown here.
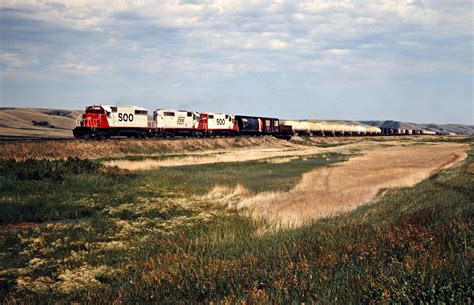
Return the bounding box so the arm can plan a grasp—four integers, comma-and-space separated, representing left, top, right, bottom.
73, 105, 149, 138
76, 105, 109, 130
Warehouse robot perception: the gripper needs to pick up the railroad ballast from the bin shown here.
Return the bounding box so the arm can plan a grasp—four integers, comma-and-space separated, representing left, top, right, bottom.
72, 104, 439, 139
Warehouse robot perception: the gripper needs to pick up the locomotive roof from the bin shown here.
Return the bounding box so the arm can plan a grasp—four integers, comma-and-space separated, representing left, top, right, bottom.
155, 109, 199, 113
88, 105, 147, 111
201, 112, 232, 115
109, 105, 147, 110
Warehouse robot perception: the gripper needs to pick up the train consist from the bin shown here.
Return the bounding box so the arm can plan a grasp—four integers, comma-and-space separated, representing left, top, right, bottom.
73, 104, 288, 139
72, 104, 440, 139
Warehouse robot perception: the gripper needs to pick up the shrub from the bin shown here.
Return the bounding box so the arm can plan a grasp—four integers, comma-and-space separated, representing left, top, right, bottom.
0, 157, 101, 181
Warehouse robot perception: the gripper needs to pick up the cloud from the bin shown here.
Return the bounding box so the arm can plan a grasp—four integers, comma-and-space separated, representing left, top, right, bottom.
269, 39, 288, 49
0, 52, 38, 68
328, 48, 351, 56
0, 1, 471, 123
1, 4, 469, 71
1, 1, 470, 78
54, 63, 104, 75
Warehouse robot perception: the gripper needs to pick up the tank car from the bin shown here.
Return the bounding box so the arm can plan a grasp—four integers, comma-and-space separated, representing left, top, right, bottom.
73, 105, 151, 138
421, 130, 436, 135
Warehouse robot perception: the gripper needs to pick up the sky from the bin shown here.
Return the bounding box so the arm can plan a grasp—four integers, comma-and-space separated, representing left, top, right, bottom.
0, 0, 472, 124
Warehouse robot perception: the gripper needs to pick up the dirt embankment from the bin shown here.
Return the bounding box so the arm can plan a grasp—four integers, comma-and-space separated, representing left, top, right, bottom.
209, 143, 469, 227
0, 137, 294, 160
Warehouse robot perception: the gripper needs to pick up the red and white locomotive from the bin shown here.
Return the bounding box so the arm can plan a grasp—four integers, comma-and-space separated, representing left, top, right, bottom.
198, 112, 239, 136
73, 105, 151, 138
74, 105, 242, 138
154, 109, 200, 137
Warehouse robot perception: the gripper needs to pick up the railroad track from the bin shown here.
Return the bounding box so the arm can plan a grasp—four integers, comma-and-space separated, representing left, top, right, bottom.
0, 136, 78, 142
0, 134, 446, 143
0, 135, 266, 142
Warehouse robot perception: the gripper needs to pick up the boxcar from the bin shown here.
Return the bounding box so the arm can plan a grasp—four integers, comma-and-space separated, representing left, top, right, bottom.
235, 115, 280, 135
235, 115, 261, 135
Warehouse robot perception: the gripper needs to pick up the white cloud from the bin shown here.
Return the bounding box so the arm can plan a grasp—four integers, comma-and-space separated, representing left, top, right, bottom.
1, 0, 471, 79
54, 63, 104, 75
269, 39, 288, 49
0, 1, 471, 124
0, 52, 38, 68
329, 48, 351, 56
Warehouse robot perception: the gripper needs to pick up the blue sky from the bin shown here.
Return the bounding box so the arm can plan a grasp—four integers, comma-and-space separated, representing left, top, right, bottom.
0, 1, 472, 124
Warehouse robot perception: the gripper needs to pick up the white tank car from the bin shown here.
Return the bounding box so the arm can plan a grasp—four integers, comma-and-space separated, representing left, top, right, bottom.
154, 109, 199, 130
355, 125, 366, 135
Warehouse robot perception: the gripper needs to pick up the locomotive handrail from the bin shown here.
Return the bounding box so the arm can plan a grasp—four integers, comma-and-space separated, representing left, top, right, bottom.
75, 117, 100, 128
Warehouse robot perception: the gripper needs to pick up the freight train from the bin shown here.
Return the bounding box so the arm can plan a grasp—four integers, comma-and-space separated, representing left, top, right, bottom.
72, 104, 436, 139
73, 104, 292, 139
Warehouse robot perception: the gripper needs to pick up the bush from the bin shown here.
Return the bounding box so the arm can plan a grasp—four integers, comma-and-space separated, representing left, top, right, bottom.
0, 157, 101, 181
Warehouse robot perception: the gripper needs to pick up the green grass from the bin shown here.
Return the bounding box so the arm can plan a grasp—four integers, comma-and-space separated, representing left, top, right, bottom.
0, 159, 131, 224
0, 147, 472, 304
417, 136, 473, 144
0, 157, 101, 181
98, 152, 228, 162
314, 142, 347, 148
124, 149, 472, 304
144, 153, 346, 194
0, 154, 344, 224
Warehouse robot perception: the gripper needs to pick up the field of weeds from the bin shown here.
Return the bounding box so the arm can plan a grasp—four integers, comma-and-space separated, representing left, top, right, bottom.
0, 140, 472, 303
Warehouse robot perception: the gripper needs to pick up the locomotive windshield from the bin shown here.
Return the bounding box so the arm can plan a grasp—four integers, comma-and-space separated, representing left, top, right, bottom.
86, 109, 102, 114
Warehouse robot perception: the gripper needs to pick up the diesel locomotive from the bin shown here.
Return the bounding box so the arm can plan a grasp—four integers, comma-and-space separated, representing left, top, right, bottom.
73, 104, 291, 139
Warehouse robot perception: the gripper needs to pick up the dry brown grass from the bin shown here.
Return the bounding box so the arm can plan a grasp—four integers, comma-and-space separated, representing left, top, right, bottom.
106, 147, 309, 170
222, 143, 469, 227
0, 137, 293, 160
104, 140, 390, 170
0, 108, 81, 138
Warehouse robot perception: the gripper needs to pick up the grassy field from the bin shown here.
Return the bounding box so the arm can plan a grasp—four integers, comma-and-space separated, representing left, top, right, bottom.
0, 144, 472, 303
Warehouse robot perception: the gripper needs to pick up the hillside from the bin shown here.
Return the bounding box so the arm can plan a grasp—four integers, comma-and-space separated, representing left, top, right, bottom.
359, 120, 474, 135
0, 107, 472, 138
0, 107, 81, 138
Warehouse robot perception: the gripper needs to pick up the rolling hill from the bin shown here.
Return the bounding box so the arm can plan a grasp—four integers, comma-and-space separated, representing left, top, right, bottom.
0, 107, 472, 138
360, 120, 474, 135
0, 107, 81, 138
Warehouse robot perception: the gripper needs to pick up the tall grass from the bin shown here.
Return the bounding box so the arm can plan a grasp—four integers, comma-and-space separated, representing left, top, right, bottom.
0, 157, 100, 181
0, 158, 130, 224
146, 153, 346, 194
0, 149, 472, 303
